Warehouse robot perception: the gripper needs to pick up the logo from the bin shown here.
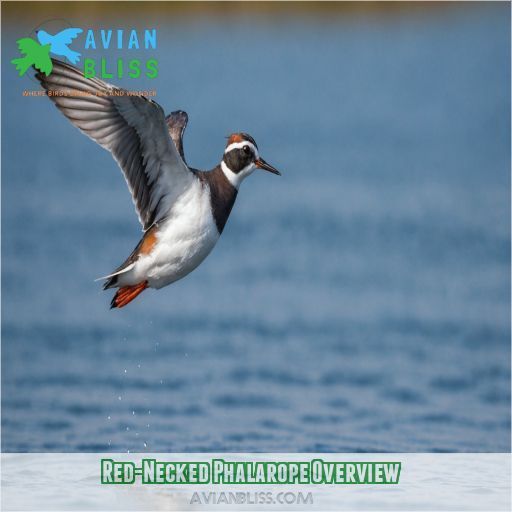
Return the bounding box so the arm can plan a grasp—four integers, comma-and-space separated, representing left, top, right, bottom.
12, 22, 158, 79
11, 27, 82, 77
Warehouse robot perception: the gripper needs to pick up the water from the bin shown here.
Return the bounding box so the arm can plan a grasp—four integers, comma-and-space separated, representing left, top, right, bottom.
2, 4, 510, 452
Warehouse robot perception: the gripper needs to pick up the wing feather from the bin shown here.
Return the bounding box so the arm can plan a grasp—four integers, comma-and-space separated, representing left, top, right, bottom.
35, 58, 193, 230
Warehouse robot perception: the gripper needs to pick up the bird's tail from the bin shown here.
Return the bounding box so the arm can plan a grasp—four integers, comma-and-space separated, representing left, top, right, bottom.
66, 50, 81, 65
110, 281, 148, 309
11, 56, 31, 77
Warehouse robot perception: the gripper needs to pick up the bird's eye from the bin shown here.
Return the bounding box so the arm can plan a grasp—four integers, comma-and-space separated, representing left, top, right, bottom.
243, 145, 251, 154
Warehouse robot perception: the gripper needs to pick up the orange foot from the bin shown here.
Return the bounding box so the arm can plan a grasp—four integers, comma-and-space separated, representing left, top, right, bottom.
111, 281, 148, 309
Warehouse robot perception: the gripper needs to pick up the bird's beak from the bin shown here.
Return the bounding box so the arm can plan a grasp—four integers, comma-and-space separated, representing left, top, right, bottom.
255, 158, 281, 175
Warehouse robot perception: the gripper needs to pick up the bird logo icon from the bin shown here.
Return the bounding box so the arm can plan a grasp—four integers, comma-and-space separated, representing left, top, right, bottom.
12, 26, 83, 77
11, 38, 53, 77
36, 28, 83, 64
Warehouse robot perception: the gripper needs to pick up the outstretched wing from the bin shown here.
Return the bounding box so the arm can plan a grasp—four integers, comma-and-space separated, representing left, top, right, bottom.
35, 58, 194, 230
165, 110, 188, 163
53, 28, 83, 45
16, 38, 41, 57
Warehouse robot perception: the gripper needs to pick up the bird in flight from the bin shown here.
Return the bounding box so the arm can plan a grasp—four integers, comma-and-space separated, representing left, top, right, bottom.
35, 59, 281, 308
11, 38, 52, 76
37, 28, 83, 64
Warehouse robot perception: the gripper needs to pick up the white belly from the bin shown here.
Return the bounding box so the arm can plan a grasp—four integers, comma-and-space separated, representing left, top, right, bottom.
126, 181, 220, 289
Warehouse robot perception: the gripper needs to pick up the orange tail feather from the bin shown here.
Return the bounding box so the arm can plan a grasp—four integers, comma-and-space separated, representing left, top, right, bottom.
111, 281, 148, 309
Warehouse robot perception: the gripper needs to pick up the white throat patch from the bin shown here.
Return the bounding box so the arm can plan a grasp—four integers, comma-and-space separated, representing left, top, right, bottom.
221, 161, 256, 189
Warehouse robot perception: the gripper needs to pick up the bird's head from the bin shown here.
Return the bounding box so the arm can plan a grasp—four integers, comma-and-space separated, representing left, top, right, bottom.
221, 133, 280, 188
36, 30, 51, 45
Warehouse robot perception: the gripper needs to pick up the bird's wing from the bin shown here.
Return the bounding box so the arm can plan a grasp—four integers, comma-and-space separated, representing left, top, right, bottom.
53, 28, 83, 45
165, 110, 188, 163
35, 58, 194, 230
17, 38, 41, 57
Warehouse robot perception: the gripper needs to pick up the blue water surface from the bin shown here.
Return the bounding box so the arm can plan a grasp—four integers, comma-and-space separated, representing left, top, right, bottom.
1, 4, 510, 452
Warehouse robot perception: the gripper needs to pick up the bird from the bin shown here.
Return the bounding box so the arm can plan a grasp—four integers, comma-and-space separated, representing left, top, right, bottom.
36, 28, 83, 64
35, 59, 281, 308
11, 38, 52, 77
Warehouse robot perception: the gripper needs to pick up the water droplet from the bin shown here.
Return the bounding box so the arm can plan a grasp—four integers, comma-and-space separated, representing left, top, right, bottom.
137, 364, 141, 369
107, 416, 111, 420
143, 442, 147, 448
126, 426, 130, 431
118, 396, 122, 401
146, 424, 150, 428
148, 410, 151, 415
124, 369, 127, 374
132, 410, 135, 415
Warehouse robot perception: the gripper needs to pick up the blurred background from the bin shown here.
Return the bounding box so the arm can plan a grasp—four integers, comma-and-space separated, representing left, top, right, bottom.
2, 2, 510, 452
